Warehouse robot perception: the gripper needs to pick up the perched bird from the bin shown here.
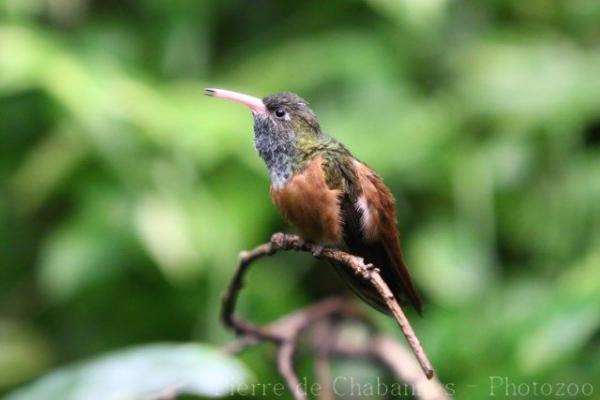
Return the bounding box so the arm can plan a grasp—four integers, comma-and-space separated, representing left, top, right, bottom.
205, 88, 422, 315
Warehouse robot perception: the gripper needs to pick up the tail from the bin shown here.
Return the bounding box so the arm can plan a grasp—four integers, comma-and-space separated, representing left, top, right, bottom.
329, 260, 393, 315
329, 240, 423, 316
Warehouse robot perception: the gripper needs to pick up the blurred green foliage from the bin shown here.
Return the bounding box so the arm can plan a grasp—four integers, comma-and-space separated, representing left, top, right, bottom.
1, 0, 599, 398
6, 343, 250, 400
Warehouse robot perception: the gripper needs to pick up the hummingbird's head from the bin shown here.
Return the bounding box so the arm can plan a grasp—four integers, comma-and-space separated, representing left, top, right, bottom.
204, 88, 320, 138
259, 92, 320, 137
205, 88, 322, 186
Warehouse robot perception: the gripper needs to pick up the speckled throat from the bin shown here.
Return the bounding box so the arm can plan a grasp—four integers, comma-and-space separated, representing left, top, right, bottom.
253, 114, 300, 189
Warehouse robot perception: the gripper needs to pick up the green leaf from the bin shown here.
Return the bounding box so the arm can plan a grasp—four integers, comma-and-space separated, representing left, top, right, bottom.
6, 343, 251, 400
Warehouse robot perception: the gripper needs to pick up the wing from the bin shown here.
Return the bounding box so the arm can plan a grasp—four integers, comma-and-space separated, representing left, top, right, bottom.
336, 159, 423, 315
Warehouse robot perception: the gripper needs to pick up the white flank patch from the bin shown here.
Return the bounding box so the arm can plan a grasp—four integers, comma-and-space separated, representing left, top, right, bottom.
356, 196, 372, 231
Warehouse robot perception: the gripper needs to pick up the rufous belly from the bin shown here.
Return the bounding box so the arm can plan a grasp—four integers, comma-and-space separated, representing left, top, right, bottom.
270, 157, 342, 244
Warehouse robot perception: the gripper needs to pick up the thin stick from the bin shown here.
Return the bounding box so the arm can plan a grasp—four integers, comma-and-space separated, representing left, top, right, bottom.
219, 233, 440, 398
278, 341, 304, 400
313, 319, 335, 400
221, 233, 434, 379
324, 335, 449, 400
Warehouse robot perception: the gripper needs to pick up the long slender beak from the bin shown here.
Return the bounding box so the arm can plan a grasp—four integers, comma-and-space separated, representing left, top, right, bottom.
204, 88, 266, 113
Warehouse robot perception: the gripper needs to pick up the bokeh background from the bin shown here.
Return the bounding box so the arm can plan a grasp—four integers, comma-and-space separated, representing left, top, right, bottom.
1, 0, 599, 399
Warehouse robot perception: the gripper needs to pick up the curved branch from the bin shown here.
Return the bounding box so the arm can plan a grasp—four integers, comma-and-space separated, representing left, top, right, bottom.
220, 233, 440, 398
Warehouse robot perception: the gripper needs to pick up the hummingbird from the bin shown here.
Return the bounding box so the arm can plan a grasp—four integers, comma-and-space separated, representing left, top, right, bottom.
205, 88, 422, 315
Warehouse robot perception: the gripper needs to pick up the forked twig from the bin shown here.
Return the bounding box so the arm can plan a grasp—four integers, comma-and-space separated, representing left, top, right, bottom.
221, 233, 440, 399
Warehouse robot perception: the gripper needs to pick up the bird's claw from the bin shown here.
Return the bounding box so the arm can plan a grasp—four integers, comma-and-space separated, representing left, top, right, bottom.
362, 263, 380, 279
311, 245, 325, 258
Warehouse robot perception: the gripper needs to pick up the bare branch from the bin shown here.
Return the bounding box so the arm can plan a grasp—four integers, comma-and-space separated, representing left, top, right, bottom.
220, 233, 442, 399
314, 355, 334, 400
324, 334, 449, 400
313, 319, 336, 400
278, 341, 304, 400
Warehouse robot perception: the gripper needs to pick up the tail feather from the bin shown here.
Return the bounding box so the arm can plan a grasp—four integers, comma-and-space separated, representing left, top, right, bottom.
329, 260, 392, 315
330, 239, 423, 316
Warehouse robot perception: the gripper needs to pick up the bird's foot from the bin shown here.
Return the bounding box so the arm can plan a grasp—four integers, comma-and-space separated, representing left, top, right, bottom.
362, 263, 380, 280
311, 244, 325, 258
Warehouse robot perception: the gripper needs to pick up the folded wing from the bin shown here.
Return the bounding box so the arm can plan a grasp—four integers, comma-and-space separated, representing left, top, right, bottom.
339, 160, 423, 315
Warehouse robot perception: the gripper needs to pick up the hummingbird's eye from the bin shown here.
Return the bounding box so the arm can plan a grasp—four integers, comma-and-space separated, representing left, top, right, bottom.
274, 108, 286, 118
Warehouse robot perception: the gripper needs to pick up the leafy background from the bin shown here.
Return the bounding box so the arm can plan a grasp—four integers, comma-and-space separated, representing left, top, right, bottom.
1, 0, 599, 399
